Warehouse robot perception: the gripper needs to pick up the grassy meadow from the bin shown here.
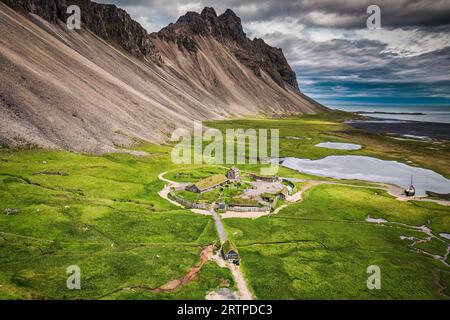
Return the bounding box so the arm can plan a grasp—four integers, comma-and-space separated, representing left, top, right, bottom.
205, 110, 450, 177
223, 185, 450, 299
1, 111, 449, 299
0, 147, 234, 299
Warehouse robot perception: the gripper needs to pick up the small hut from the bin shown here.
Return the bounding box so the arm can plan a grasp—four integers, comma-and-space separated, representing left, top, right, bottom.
278, 187, 291, 200
222, 240, 239, 263
185, 174, 229, 193
217, 202, 227, 212
226, 167, 240, 180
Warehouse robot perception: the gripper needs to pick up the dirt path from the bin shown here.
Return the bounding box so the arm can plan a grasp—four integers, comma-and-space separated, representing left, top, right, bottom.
150, 244, 214, 292
157, 171, 190, 208
158, 184, 185, 208
286, 182, 319, 203
210, 203, 227, 244
190, 209, 212, 215
221, 211, 270, 219
97, 244, 215, 299
229, 264, 253, 300
210, 251, 253, 300
157, 171, 177, 184
157, 172, 254, 300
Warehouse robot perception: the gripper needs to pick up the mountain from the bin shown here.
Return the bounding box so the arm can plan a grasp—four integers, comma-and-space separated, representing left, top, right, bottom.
153, 7, 299, 90
0, 0, 325, 153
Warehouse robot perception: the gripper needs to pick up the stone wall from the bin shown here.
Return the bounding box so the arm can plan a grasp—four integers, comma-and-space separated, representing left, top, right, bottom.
225, 205, 270, 212
169, 192, 209, 210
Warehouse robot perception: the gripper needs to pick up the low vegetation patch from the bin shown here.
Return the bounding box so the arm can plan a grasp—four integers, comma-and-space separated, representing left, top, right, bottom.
1, 113, 449, 299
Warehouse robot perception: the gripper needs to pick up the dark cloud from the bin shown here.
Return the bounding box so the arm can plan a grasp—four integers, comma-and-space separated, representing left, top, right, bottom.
103, 0, 450, 29
95, 0, 450, 107
264, 30, 450, 101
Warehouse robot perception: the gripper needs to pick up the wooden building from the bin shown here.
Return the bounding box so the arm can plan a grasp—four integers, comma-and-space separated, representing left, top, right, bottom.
226, 167, 240, 180
185, 174, 229, 193
222, 240, 239, 263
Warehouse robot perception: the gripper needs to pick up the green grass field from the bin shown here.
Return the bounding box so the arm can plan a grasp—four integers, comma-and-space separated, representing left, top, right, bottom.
205, 111, 450, 177
223, 185, 450, 299
173, 181, 251, 205
1, 111, 449, 299
0, 147, 234, 299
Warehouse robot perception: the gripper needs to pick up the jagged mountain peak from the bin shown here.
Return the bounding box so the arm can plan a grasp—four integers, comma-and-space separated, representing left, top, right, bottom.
200, 6, 217, 18
154, 7, 298, 90
171, 7, 245, 40
0, 0, 323, 153
170, 6, 241, 40
175, 10, 200, 23
221, 8, 239, 19
219, 8, 246, 40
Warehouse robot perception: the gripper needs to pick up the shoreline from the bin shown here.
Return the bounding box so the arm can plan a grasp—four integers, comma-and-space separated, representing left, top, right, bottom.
347, 118, 450, 140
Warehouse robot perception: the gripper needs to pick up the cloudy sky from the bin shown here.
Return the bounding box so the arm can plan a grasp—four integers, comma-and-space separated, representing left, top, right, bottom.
98, 0, 450, 109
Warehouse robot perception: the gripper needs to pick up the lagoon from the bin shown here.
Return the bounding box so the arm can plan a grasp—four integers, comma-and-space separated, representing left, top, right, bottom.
281, 155, 450, 196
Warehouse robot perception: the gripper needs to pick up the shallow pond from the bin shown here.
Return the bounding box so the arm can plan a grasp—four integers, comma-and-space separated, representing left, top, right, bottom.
315, 142, 362, 150
440, 233, 450, 240
366, 216, 388, 223
281, 155, 450, 196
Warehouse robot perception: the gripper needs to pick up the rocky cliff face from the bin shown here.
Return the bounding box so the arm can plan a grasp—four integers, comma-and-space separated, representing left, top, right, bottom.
2, 0, 161, 62
5, 1, 298, 89
0, 1, 324, 153
153, 7, 299, 90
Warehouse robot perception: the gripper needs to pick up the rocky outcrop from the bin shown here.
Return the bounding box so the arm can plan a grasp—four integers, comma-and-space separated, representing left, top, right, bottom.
3, 0, 60, 21
0, 1, 324, 153
2, 0, 161, 62
5, 1, 300, 89
152, 7, 299, 90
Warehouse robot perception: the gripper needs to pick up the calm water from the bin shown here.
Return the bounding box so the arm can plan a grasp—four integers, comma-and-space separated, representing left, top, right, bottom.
315, 142, 362, 150
282, 155, 450, 196
334, 106, 450, 123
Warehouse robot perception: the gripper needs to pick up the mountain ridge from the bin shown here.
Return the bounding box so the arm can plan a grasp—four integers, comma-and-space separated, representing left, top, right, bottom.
3, 0, 162, 62
0, 0, 325, 153
152, 6, 299, 90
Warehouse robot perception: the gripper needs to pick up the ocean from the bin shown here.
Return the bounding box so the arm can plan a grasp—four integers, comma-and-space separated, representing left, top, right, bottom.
333, 105, 450, 124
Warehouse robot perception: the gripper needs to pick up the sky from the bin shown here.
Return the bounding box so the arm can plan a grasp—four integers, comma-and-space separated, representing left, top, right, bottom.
97, 0, 450, 110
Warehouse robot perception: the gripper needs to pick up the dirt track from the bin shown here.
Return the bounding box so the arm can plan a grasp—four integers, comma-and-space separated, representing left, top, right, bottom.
151, 244, 215, 292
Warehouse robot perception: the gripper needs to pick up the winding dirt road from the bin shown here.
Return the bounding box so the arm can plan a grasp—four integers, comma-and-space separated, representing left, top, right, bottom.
158, 171, 254, 300
157, 169, 449, 300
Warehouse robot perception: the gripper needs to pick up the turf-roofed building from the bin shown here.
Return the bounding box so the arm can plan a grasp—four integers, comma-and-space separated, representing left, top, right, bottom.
186, 174, 229, 193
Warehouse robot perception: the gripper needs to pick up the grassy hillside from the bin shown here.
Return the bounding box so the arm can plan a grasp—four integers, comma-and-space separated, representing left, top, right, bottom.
0, 112, 448, 299
223, 185, 450, 299
0, 146, 234, 299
